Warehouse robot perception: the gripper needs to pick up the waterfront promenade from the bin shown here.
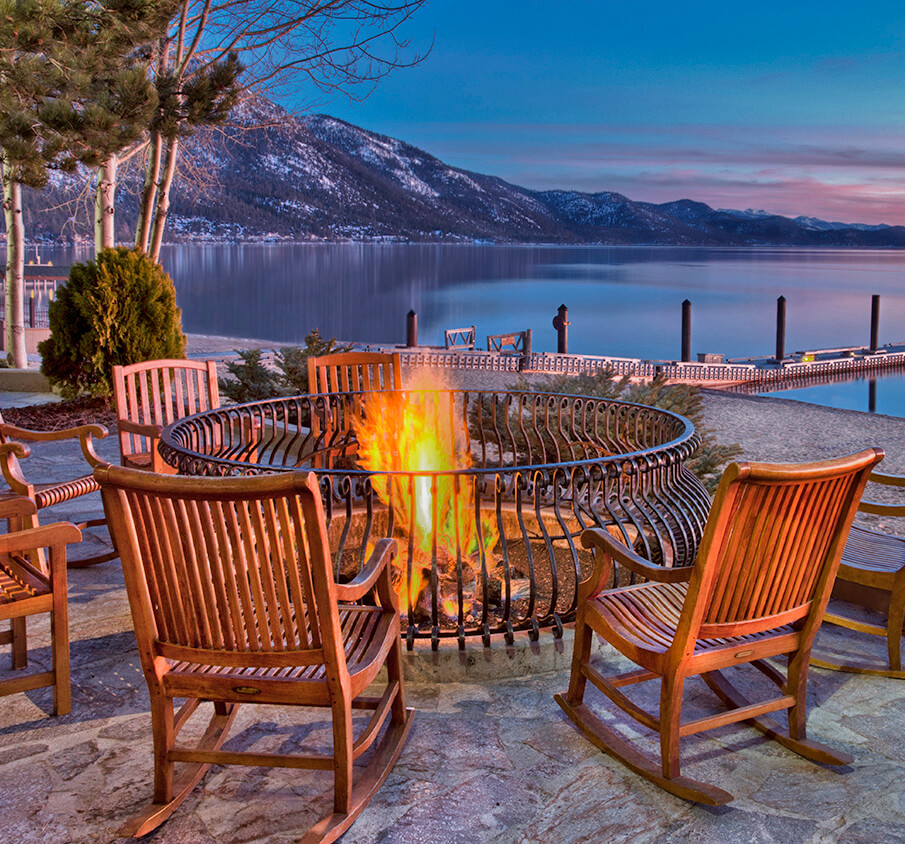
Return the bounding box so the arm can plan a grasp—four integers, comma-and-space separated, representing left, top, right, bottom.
2, 367, 905, 841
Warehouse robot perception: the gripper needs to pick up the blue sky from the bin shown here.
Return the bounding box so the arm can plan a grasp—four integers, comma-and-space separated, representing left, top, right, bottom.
301, 1, 905, 225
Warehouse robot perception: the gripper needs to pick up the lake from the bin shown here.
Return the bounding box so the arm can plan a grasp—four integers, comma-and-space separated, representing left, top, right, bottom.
42, 243, 905, 413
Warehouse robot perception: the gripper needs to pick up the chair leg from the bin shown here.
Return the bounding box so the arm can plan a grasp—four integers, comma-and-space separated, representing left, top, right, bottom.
565, 610, 594, 705
50, 591, 71, 716
786, 654, 809, 743
887, 597, 905, 672
331, 700, 354, 815
10, 617, 26, 670
151, 694, 176, 804
386, 635, 407, 725
659, 675, 684, 779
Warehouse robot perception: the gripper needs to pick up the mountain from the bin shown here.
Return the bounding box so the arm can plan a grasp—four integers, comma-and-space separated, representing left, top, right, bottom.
20, 97, 905, 247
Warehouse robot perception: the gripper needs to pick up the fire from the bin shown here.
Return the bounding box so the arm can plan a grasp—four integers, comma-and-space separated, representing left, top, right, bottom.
354, 372, 498, 614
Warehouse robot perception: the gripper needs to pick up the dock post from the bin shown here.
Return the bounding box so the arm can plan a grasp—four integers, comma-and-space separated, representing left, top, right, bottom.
870, 294, 880, 352
552, 304, 570, 354
775, 296, 786, 362
869, 378, 877, 413
681, 299, 691, 362
406, 309, 418, 347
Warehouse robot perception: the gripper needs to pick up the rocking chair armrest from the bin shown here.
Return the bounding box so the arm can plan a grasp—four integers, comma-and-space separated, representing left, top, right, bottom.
0, 520, 82, 554
0, 442, 33, 495
0, 495, 37, 521
117, 419, 164, 438
335, 538, 398, 604
580, 527, 692, 588
0, 422, 108, 444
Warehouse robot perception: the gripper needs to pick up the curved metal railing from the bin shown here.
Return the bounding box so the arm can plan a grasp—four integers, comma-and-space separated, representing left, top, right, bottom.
160, 390, 710, 649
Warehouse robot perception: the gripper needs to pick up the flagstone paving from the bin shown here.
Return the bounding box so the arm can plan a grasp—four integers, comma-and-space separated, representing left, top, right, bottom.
2, 387, 905, 843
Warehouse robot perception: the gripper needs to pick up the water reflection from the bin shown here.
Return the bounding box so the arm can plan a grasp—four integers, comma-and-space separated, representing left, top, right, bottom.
39, 242, 905, 377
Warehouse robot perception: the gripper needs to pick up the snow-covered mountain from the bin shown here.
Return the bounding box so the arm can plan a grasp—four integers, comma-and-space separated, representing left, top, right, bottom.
22, 97, 905, 247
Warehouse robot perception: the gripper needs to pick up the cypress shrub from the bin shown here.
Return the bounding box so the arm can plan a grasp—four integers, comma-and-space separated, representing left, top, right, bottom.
39, 247, 186, 398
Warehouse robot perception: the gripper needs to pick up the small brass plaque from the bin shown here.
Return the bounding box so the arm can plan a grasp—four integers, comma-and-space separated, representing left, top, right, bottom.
734, 649, 754, 659
233, 685, 262, 695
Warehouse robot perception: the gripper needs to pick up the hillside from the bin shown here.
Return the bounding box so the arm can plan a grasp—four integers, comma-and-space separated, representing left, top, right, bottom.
21, 97, 905, 247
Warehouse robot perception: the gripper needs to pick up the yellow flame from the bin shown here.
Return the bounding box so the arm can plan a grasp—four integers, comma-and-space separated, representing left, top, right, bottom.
354, 372, 498, 612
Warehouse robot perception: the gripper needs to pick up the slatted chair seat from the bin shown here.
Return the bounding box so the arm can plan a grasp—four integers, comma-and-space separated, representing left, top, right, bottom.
557, 449, 883, 806
32, 475, 101, 509
592, 581, 797, 658
840, 524, 905, 576
95, 464, 412, 842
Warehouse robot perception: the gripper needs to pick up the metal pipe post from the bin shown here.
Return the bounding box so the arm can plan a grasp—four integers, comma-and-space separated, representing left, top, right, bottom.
681, 299, 691, 362
775, 296, 786, 362
870, 294, 880, 352
406, 309, 418, 347
552, 304, 570, 354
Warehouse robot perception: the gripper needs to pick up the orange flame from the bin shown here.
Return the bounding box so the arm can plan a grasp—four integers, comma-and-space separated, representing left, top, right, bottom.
354, 373, 498, 613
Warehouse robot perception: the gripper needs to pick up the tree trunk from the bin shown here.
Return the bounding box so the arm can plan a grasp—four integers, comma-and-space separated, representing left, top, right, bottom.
134, 132, 162, 252
2, 162, 28, 369
149, 136, 179, 263
94, 154, 118, 254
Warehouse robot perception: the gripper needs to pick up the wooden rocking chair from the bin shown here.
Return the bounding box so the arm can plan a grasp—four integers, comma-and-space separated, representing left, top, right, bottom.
556, 449, 882, 805
306, 352, 401, 467
812, 469, 905, 677
95, 464, 413, 842
0, 496, 81, 715
112, 358, 220, 474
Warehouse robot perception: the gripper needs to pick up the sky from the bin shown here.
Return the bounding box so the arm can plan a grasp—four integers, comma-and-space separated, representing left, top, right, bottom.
290, 0, 905, 226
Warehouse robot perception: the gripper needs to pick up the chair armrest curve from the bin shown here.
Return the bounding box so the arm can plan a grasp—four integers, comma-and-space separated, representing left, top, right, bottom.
335, 538, 397, 603
580, 528, 693, 584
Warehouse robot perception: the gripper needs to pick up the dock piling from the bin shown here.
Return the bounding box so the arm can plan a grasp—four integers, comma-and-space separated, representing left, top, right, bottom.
870, 295, 880, 352
553, 304, 570, 354
406, 309, 418, 347
681, 299, 691, 362
775, 296, 786, 362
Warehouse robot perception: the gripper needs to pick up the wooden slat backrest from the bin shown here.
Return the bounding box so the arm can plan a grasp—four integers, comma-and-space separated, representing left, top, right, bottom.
678, 449, 882, 642
308, 352, 401, 395
96, 466, 346, 672
113, 359, 219, 460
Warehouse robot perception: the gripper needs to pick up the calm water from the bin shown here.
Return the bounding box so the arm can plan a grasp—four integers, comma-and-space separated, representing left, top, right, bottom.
42, 244, 905, 413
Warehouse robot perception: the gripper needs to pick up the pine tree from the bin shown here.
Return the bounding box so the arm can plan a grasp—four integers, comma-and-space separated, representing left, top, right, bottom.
0, 0, 174, 366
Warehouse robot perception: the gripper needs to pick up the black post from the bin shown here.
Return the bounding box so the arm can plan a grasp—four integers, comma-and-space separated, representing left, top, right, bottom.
681, 299, 691, 363
406, 309, 418, 347
869, 378, 877, 413
775, 296, 786, 362
870, 294, 880, 352
28, 293, 36, 329
552, 304, 570, 354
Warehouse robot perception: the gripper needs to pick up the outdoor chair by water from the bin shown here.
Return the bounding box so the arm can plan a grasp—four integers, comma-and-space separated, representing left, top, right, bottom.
0, 496, 81, 715
112, 358, 219, 473
95, 464, 413, 842
307, 351, 401, 467
556, 449, 882, 805
813, 469, 905, 677
0, 409, 113, 567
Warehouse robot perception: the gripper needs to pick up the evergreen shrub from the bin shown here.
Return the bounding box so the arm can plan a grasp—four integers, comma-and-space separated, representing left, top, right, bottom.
39, 247, 185, 398
218, 328, 352, 402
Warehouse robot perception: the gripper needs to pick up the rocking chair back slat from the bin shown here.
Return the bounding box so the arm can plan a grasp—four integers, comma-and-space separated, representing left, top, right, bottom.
691, 457, 879, 638
106, 475, 324, 658
113, 359, 219, 473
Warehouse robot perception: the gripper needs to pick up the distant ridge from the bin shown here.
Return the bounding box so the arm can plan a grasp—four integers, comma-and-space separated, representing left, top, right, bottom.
22, 96, 905, 247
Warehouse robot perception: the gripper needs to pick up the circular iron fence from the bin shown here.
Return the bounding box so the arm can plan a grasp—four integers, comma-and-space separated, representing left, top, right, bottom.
160, 390, 710, 649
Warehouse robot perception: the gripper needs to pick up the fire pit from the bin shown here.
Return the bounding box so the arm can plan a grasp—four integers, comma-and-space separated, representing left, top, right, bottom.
160, 385, 709, 650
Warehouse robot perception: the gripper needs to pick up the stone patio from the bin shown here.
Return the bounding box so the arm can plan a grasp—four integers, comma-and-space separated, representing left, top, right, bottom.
3, 389, 905, 843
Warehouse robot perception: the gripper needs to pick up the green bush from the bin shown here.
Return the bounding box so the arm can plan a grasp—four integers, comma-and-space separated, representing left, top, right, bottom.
39, 248, 185, 398
218, 328, 352, 402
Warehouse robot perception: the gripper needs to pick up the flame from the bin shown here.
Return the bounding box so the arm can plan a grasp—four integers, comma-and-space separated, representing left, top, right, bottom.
354, 372, 498, 613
